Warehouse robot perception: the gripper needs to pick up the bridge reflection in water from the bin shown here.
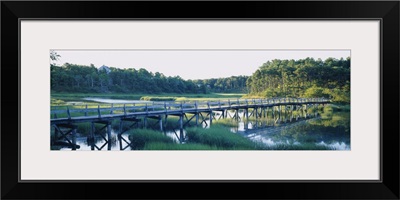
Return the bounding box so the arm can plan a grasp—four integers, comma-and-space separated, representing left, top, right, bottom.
50, 97, 329, 150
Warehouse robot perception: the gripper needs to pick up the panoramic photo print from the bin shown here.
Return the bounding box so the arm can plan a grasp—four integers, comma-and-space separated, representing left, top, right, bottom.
50, 50, 350, 151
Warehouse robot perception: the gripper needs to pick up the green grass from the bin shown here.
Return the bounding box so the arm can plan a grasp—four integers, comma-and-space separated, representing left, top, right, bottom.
213, 118, 238, 127
186, 126, 259, 150
143, 142, 220, 150
128, 129, 174, 150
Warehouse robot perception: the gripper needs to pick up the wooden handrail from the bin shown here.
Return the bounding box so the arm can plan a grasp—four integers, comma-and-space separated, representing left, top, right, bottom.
50, 97, 331, 118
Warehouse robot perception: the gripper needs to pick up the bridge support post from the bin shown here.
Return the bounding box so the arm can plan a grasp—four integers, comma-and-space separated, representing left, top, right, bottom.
296, 105, 303, 121
117, 118, 138, 150
90, 122, 95, 150
272, 106, 275, 124
284, 106, 287, 122
118, 120, 123, 150
290, 105, 294, 122
278, 106, 281, 123
209, 111, 213, 126
107, 121, 112, 150
143, 117, 147, 128
262, 107, 265, 118
159, 116, 163, 131
235, 109, 238, 121
195, 113, 199, 126
54, 127, 59, 143
306, 105, 309, 118
179, 115, 184, 143
71, 127, 77, 151
164, 115, 168, 130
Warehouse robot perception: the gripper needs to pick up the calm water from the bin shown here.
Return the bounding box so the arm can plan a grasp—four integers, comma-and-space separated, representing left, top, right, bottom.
237, 112, 350, 150
56, 98, 350, 151
82, 98, 151, 104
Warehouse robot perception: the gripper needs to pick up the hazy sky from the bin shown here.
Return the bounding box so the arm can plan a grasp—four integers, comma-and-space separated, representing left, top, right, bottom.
52, 50, 350, 80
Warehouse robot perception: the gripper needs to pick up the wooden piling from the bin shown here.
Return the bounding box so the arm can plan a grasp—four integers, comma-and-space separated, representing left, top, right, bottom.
209, 111, 213, 125
159, 116, 163, 131
272, 106, 275, 122
164, 115, 168, 130
71, 127, 77, 151
305, 104, 308, 118
235, 109, 239, 121
90, 122, 95, 150
179, 115, 184, 143
278, 105, 281, 123
118, 120, 123, 150
290, 105, 293, 122
54, 125, 59, 141
107, 122, 112, 150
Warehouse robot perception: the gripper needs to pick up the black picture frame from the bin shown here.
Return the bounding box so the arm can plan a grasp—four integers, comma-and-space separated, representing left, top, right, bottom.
2, 1, 399, 199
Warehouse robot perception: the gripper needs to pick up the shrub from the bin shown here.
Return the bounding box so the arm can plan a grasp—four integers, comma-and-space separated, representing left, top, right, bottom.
303, 86, 330, 98
140, 96, 177, 101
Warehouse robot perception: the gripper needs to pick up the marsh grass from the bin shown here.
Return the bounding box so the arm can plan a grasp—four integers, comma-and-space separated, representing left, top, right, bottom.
144, 142, 220, 150
128, 129, 174, 150
186, 126, 258, 150
75, 123, 106, 136
140, 96, 177, 101
260, 143, 335, 150
213, 118, 238, 127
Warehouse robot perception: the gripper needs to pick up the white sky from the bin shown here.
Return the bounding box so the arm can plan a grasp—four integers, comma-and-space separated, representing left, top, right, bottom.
52, 50, 350, 80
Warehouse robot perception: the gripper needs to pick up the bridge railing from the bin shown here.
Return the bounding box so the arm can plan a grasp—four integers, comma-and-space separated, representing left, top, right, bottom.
50, 97, 330, 119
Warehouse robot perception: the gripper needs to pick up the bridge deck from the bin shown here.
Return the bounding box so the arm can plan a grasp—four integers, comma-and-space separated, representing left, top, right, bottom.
51, 98, 329, 124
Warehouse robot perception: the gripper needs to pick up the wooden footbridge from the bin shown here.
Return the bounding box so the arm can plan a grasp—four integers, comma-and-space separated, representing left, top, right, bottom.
50, 97, 330, 150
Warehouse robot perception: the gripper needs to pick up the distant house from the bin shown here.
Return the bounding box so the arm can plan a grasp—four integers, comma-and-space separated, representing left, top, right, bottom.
98, 65, 111, 74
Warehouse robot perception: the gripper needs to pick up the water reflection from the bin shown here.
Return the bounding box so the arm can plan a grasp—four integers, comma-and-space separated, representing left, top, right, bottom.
238, 112, 350, 150
59, 130, 130, 151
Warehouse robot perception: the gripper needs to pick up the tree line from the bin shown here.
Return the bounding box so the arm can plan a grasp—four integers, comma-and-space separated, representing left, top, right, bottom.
51, 56, 350, 103
192, 76, 248, 93
50, 63, 248, 94
246, 57, 350, 103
